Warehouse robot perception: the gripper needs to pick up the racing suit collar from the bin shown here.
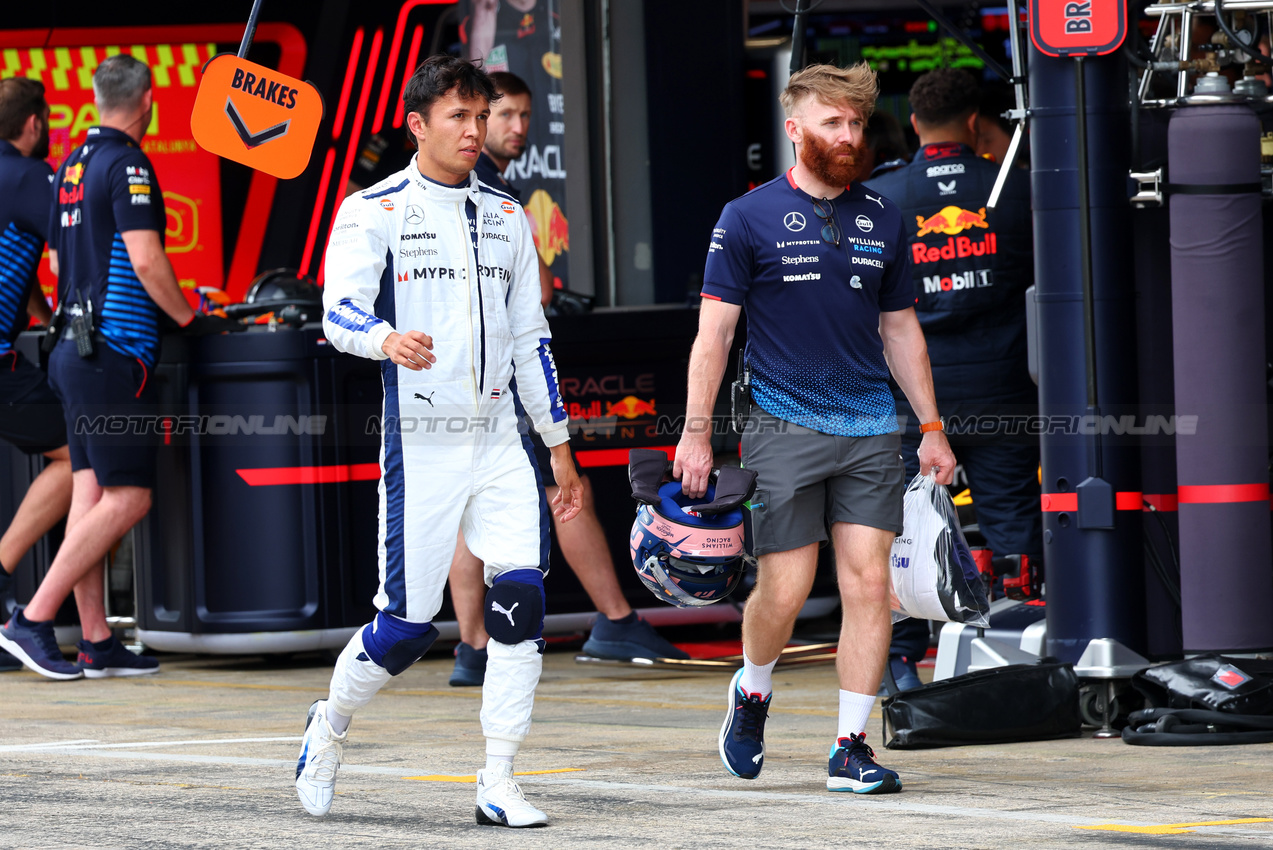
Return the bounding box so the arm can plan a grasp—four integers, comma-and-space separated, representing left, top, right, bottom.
405, 153, 481, 203
916, 141, 976, 161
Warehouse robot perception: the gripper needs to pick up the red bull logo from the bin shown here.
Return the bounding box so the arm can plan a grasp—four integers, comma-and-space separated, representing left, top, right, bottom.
912, 205, 997, 266
913, 233, 998, 265
526, 189, 569, 267
915, 205, 989, 236
64, 163, 84, 185
606, 396, 657, 419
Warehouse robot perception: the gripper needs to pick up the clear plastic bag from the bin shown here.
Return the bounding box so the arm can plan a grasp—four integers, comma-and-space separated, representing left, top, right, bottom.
889, 472, 991, 628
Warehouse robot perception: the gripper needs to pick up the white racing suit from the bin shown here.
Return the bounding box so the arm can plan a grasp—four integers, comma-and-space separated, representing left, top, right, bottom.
321, 155, 569, 752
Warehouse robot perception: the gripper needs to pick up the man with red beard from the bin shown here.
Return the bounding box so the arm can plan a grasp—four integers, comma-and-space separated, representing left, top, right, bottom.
675, 62, 954, 794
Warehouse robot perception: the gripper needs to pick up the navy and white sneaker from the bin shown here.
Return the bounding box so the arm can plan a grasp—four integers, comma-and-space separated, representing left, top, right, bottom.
718, 667, 770, 779
0, 607, 82, 680
449, 642, 488, 687
582, 613, 689, 660
295, 699, 347, 816
827, 732, 901, 794
76, 637, 160, 678
475, 761, 548, 827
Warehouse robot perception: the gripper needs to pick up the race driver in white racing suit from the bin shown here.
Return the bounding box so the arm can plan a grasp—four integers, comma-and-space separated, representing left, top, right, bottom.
294, 54, 581, 828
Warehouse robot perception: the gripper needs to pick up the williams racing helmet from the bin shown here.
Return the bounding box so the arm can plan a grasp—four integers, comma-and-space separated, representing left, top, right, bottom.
627, 449, 757, 608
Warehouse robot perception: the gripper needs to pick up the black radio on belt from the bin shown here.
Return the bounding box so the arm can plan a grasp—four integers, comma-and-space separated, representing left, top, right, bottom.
730, 349, 751, 434
65, 294, 96, 358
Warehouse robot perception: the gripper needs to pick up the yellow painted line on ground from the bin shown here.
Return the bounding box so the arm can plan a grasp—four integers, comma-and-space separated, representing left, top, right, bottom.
1076, 817, 1273, 835
405, 768, 585, 783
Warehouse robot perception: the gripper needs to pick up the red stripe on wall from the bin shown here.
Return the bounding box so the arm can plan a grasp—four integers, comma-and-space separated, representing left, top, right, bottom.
392, 25, 426, 130
332, 28, 366, 139
1178, 483, 1270, 504
237, 463, 381, 486
1040, 492, 1143, 512
299, 147, 338, 278
575, 445, 679, 469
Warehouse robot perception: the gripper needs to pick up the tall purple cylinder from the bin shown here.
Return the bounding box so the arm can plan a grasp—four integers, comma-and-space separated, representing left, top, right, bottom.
1169, 104, 1273, 653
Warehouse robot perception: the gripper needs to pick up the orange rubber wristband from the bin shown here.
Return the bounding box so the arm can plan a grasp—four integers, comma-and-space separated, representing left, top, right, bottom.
919, 419, 944, 434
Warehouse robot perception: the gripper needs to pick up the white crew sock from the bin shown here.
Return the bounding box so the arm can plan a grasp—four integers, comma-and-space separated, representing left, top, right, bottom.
325, 703, 351, 735
838, 689, 877, 740
485, 753, 515, 772
738, 648, 777, 697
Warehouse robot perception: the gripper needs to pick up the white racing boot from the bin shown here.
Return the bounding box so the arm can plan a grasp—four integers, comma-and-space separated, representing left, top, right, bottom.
475, 761, 548, 827
295, 699, 347, 816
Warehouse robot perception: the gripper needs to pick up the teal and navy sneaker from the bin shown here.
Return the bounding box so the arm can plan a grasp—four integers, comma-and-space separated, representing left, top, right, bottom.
718, 667, 770, 779
827, 732, 901, 794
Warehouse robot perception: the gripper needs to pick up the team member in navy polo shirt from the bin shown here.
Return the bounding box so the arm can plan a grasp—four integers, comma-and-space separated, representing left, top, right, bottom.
675, 62, 955, 794
0, 56, 237, 680
0, 79, 73, 673
866, 70, 1040, 649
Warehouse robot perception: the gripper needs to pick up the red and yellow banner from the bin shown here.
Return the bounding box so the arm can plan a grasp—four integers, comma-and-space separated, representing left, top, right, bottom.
1, 42, 224, 304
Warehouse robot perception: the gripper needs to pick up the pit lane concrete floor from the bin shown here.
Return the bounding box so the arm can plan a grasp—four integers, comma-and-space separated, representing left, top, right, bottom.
1, 649, 1271, 850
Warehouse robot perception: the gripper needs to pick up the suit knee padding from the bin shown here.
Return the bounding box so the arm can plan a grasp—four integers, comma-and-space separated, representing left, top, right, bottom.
485, 573, 545, 644
361, 612, 439, 676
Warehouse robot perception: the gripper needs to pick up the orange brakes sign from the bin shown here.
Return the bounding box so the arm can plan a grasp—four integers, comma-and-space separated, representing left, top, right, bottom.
191, 54, 323, 180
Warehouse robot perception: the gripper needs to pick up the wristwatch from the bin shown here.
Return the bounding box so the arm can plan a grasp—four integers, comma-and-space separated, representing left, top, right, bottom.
919, 417, 944, 434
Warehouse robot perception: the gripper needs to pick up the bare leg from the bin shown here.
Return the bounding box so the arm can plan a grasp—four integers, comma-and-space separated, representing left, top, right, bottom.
545, 476, 631, 620
24, 471, 150, 635
831, 522, 894, 694
0, 447, 72, 574
448, 529, 489, 649
739, 542, 819, 665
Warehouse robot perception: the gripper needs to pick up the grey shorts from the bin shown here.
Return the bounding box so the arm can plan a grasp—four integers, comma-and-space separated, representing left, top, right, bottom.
741, 407, 905, 556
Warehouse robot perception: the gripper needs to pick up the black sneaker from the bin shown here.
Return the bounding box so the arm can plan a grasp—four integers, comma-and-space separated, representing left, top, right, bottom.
76, 636, 159, 678
449, 642, 487, 687
0, 607, 82, 680
827, 732, 901, 794
718, 668, 770, 779
582, 613, 689, 660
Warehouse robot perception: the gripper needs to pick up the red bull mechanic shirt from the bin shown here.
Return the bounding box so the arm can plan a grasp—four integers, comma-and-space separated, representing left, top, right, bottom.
865, 142, 1034, 403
